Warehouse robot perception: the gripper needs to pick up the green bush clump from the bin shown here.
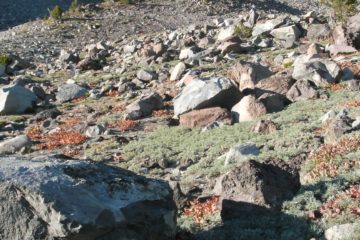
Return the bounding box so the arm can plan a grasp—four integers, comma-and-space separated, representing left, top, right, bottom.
234, 23, 252, 39
0, 54, 10, 65
321, 0, 357, 22
50, 5, 63, 20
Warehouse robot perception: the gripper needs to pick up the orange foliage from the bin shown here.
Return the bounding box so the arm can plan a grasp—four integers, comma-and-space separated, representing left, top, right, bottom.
183, 196, 220, 224
117, 120, 137, 131
325, 83, 346, 92
112, 105, 126, 111
341, 100, 360, 108
319, 185, 360, 218
152, 109, 171, 117
37, 130, 87, 150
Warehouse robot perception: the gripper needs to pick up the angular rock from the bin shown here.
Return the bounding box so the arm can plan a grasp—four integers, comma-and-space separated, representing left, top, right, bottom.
170, 62, 186, 81
137, 69, 157, 82
217, 25, 236, 42
179, 107, 232, 128
59, 49, 80, 64
0, 85, 38, 114
328, 44, 357, 56
126, 92, 163, 120
173, 77, 241, 117
270, 25, 301, 48
286, 80, 319, 102
231, 95, 267, 122
56, 84, 88, 103
347, 13, 360, 49
217, 41, 245, 55
307, 24, 331, 41
224, 143, 260, 165
229, 61, 273, 93
76, 58, 102, 71
324, 114, 353, 144
292, 55, 341, 87
252, 18, 285, 36
0, 135, 32, 154
214, 160, 300, 220
333, 25, 348, 46
0, 156, 176, 240
85, 125, 106, 138
179, 46, 201, 60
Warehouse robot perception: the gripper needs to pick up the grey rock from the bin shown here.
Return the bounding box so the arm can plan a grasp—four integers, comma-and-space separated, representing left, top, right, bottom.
0, 64, 5, 76
0, 135, 32, 154
170, 62, 186, 81
292, 55, 341, 87
307, 24, 331, 41
0, 156, 176, 240
252, 120, 278, 134
85, 125, 106, 138
224, 143, 260, 165
286, 80, 319, 102
347, 13, 360, 49
173, 77, 241, 117
126, 92, 163, 120
270, 25, 301, 48
59, 49, 79, 64
252, 18, 285, 36
217, 25, 236, 42
136, 69, 157, 82
324, 114, 353, 144
0, 85, 38, 114
56, 84, 88, 103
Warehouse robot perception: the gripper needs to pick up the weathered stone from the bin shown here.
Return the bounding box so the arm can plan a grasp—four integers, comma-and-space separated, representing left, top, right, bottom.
252, 18, 285, 36
173, 77, 241, 117
214, 160, 300, 220
59, 49, 80, 64
231, 95, 267, 122
307, 24, 331, 41
328, 44, 357, 56
0, 156, 176, 240
333, 25, 348, 46
179, 107, 231, 128
76, 58, 102, 71
292, 55, 341, 87
0, 85, 38, 114
347, 13, 360, 49
324, 114, 353, 144
85, 125, 106, 138
224, 143, 260, 165
170, 62, 186, 81
56, 84, 88, 103
137, 69, 157, 82
0, 135, 32, 154
286, 80, 319, 102
217, 41, 245, 55
307, 43, 323, 56
229, 61, 273, 93
217, 25, 236, 42
270, 25, 301, 48
126, 92, 163, 120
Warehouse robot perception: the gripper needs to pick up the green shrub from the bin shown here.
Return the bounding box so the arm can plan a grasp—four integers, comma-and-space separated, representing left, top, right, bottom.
321, 0, 357, 22
0, 54, 10, 65
234, 23, 252, 39
50, 5, 63, 20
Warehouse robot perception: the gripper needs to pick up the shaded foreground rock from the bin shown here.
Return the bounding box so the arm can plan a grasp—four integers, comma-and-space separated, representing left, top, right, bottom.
0, 156, 176, 240
179, 107, 231, 128
214, 160, 300, 220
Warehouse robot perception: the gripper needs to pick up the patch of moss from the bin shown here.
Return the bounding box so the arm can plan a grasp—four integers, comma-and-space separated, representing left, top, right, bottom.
0, 54, 10, 65
234, 23, 252, 39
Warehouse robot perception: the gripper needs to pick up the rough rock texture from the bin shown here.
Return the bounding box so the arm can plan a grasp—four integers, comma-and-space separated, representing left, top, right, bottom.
56, 84, 88, 104
0, 85, 38, 114
214, 160, 300, 220
286, 80, 319, 102
229, 61, 273, 93
0, 156, 176, 240
231, 95, 267, 122
324, 223, 358, 240
126, 92, 163, 120
292, 55, 341, 87
306, 24, 331, 41
347, 13, 360, 49
252, 120, 278, 134
173, 77, 241, 117
0, 135, 32, 154
179, 107, 232, 128
252, 18, 285, 36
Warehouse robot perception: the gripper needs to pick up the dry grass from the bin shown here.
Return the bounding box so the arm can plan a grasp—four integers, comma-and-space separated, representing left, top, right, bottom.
325, 83, 346, 92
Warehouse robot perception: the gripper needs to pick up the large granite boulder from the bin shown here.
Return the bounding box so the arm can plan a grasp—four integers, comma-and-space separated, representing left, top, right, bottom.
0, 156, 176, 240
173, 77, 241, 117
0, 85, 38, 114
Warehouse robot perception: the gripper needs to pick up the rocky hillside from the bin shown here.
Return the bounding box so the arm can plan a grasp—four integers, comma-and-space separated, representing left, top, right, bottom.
0, 0, 359, 239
